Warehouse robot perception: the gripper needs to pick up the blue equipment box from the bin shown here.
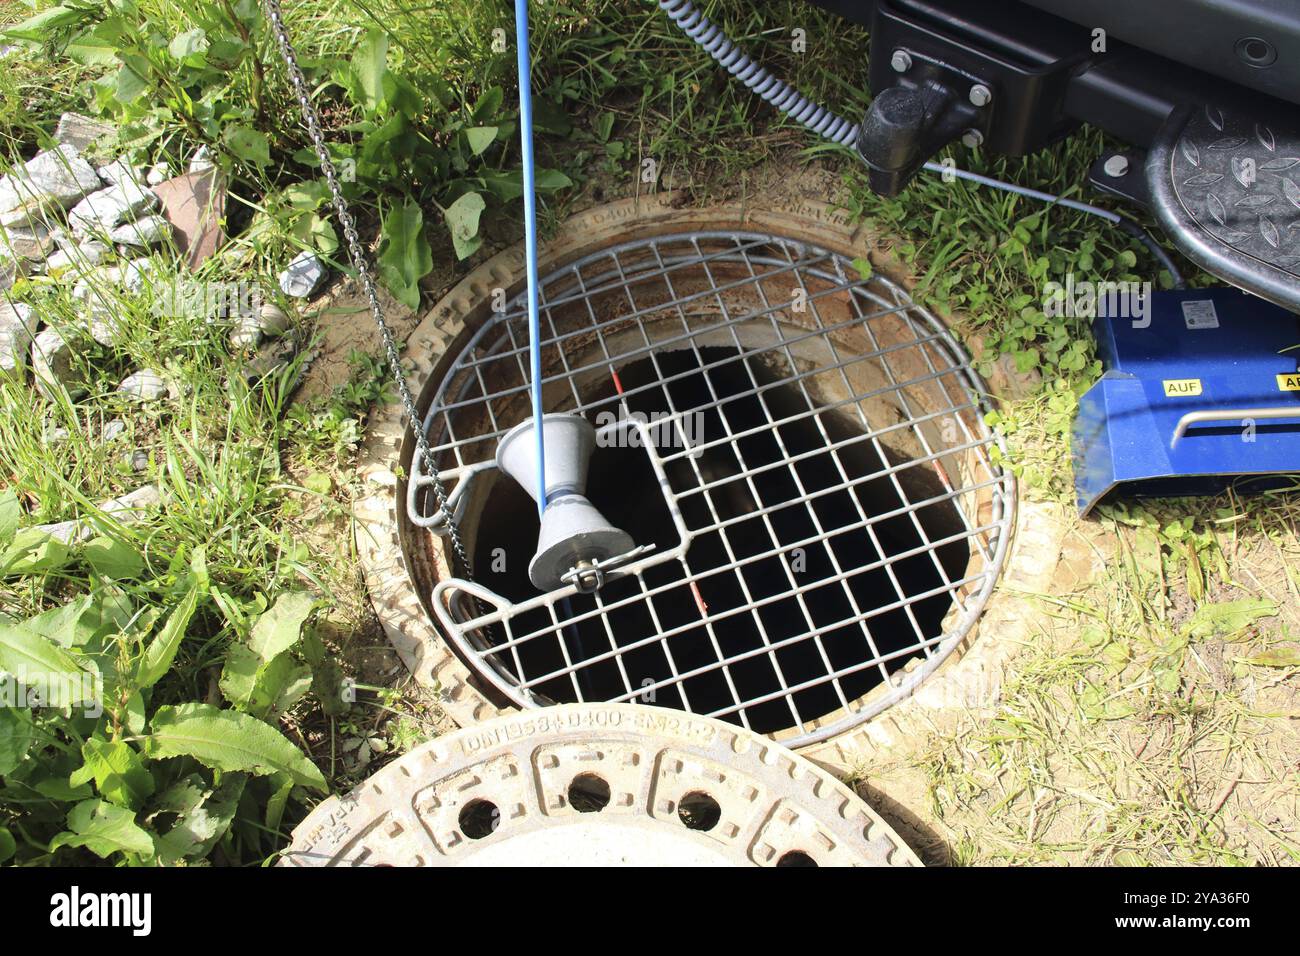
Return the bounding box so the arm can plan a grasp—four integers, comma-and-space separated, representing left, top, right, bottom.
1073, 287, 1300, 516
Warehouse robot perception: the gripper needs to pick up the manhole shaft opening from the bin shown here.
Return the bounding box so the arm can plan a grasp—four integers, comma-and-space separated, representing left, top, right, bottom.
405, 231, 1015, 746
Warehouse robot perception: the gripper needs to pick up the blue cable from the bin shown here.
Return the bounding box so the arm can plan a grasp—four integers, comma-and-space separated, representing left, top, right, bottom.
515, 0, 547, 518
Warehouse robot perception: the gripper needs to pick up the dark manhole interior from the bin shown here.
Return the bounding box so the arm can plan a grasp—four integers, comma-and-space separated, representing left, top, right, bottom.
473, 348, 969, 734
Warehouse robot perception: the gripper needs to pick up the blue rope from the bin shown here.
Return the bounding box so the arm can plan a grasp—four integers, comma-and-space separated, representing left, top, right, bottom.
515, 0, 546, 518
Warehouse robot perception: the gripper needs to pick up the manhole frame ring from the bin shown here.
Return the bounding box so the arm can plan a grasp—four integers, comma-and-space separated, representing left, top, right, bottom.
354, 193, 1042, 766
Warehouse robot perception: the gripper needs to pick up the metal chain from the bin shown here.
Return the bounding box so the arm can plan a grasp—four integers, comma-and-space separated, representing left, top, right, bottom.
261, 0, 474, 581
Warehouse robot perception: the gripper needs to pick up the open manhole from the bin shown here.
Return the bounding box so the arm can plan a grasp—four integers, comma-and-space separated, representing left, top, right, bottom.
282, 703, 921, 866
396, 221, 1014, 748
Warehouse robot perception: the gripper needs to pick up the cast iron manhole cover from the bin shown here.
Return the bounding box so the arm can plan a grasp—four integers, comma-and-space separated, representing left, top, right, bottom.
282, 703, 921, 866
406, 229, 1014, 746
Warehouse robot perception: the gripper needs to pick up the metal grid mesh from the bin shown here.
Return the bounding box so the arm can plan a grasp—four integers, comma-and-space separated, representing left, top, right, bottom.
407, 231, 1014, 746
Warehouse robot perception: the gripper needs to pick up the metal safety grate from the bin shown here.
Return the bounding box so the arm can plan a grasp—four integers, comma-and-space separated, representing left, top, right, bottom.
407, 231, 1014, 746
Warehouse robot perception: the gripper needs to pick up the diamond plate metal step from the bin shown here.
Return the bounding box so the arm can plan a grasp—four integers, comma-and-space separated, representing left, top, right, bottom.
1148, 103, 1300, 311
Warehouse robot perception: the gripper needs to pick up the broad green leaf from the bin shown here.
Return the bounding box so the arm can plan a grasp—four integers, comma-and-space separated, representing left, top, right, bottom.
115, 55, 151, 104
67, 24, 122, 66
1242, 647, 1300, 668
264, 772, 294, 833
36, 777, 93, 802
0, 708, 34, 776
481, 169, 523, 202
219, 643, 261, 709
83, 535, 144, 580
71, 739, 155, 810
168, 27, 208, 64
0, 827, 14, 862
1, 5, 90, 41
0, 527, 71, 576
1185, 599, 1278, 641
17, 594, 95, 648
122, 691, 146, 736
270, 661, 313, 717
444, 191, 485, 261
465, 126, 498, 156
137, 578, 202, 689
144, 703, 326, 791
378, 199, 432, 308
471, 85, 503, 122
290, 211, 339, 255
0, 616, 94, 704
0, 489, 17, 549
223, 124, 270, 169
221, 647, 311, 717
50, 799, 154, 860
351, 29, 389, 114
153, 773, 245, 864
282, 180, 329, 210
533, 169, 572, 192
249, 591, 314, 661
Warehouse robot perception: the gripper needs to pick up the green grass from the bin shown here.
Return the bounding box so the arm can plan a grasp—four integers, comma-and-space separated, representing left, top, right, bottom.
1, 0, 1295, 866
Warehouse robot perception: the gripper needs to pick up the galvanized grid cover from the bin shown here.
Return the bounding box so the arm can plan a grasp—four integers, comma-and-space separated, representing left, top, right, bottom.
408, 231, 1014, 746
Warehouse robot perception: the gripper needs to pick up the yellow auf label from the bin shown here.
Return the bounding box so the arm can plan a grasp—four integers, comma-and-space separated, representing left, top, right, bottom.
1277, 373, 1300, 392
1162, 378, 1203, 397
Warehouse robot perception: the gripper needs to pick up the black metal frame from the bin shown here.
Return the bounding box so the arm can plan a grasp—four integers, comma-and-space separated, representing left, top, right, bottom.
809, 0, 1300, 196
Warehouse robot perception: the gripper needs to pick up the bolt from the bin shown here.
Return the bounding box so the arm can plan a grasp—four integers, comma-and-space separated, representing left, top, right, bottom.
1103, 154, 1130, 178
890, 49, 912, 73
961, 129, 984, 149
571, 560, 604, 593
968, 84, 992, 107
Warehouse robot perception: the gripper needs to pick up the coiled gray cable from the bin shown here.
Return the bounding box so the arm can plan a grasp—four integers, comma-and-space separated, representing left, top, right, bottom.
658, 0, 859, 147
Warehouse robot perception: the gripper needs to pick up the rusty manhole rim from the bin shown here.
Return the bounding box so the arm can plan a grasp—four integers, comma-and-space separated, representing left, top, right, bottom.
282, 703, 922, 866
353, 195, 1022, 759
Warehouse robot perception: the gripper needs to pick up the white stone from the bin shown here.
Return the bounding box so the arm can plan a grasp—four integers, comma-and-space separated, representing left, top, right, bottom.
0, 195, 59, 230
145, 164, 170, 186
31, 327, 77, 399
109, 214, 170, 247
102, 419, 126, 442
0, 300, 36, 372
0, 254, 23, 291
187, 146, 215, 174
45, 240, 110, 273
117, 368, 167, 402
127, 448, 149, 471
0, 221, 56, 262
55, 113, 115, 152
83, 299, 126, 346
69, 179, 158, 233
95, 159, 144, 188
259, 302, 291, 336
0, 144, 102, 215
230, 301, 291, 349
278, 250, 325, 298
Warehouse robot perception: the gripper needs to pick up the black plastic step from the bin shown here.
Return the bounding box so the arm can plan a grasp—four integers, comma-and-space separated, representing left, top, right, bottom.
1147, 103, 1300, 312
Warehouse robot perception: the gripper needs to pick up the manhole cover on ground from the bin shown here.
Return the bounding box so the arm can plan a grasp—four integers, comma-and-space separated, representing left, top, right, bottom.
282, 704, 921, 866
